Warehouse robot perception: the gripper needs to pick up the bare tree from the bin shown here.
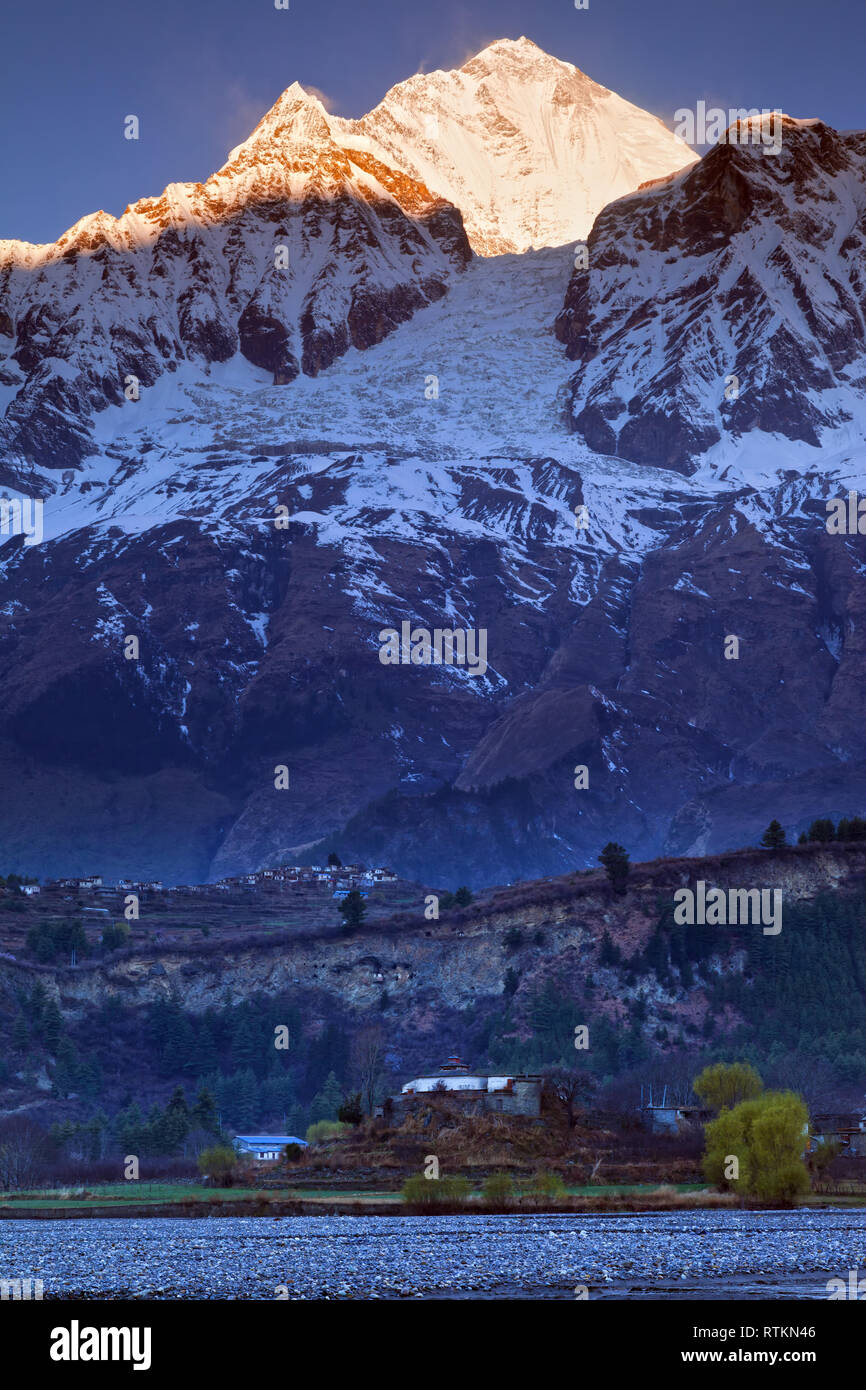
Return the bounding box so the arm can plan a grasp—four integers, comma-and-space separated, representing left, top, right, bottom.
0, 1117, 45, 1190
351, 1026, 386, 1116
544, 1066, 594, 1129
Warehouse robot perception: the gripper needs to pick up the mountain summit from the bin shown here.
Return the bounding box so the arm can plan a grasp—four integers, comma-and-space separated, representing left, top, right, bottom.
333, 36, 697, 254
0, 36, 696, 474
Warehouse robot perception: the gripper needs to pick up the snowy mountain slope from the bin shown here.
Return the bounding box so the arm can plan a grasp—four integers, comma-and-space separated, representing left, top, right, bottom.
0, 36, 697, 483
334, 36, 698, 255
0, 247, 863, 883
0, 84, 470, 475
1, 45, 866, 882
555, 117, 866, 475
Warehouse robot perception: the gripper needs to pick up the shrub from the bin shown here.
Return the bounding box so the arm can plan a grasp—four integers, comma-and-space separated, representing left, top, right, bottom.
527, 1171, 567, 1200
481, 1173, 515, 1204
282, 1143, 302, 1163
305, 1120, 346, 1145
337, 1093, 364, 1126
401, 1175, 472, 1209
196, 1145, 238, 1188
100, 922, 130, 953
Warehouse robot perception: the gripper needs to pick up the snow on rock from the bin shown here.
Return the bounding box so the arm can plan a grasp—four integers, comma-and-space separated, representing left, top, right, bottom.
555, 117, 866, 475
0, 86, 470, 474
335, 36, 697, 255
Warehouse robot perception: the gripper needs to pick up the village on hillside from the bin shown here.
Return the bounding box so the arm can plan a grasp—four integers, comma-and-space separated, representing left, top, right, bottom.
15, 861, 398, 898
0, 860, 407, 956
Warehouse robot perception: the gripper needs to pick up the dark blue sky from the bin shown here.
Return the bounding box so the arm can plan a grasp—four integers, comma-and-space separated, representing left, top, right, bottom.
2, 0, 859, 243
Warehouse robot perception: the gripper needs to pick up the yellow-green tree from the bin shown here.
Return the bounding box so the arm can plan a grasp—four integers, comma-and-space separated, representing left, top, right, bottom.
703, 1101, 754, 1191
196, 1144, 238, 1187
703, 1090, 810, 1200
694, 1061, 763, 1113
749, 1092, 811, 1200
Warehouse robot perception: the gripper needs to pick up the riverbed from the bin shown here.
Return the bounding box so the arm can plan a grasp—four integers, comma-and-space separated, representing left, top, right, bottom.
2, 1209, 864, 1299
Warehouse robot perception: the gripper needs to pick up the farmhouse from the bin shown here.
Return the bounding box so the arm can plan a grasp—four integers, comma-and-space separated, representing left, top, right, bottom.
233, 1134, 308, 1161
809, 1112, 866, 1155
641, 1102, 712, 1135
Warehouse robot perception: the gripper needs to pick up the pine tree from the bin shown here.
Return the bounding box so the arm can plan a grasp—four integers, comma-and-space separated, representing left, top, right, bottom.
231, 1011, 263, 1072
760, 819, 787, 850
115, 1101, 148, 1155
310, 1071, 343, 1123
53, 1037, 81, 1098
161, 1086, 191, 1153
598, 842, 630, 895
807, 818, 835, 843
194, 1019, 220, 1073
41, 998, 64, 1052
599, 930, 621, 966
303, 1024, 349, 1098
233, 1068, 259, 1129
287, 1103, 307, 1138
158, 1003, 186, 1075
339, 890, 366, 933
85, 1111, 109, 1161
192, 1086, 220, 1136
146, 1102, 165, 1154
12, 1013, 28, 1053
28, 982, 48, 1027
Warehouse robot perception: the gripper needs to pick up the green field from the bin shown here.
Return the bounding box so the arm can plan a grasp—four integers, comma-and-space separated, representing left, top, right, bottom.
3, 1180, 862, 1213
0, 1180, 706, 1209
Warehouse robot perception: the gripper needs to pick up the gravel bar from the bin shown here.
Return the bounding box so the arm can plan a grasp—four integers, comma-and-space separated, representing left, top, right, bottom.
2, 1209, 865, 1299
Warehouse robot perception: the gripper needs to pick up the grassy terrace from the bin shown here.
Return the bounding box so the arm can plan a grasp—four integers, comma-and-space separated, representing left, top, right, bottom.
0, 1181, 712, 1210
2, 1181, 864, 1214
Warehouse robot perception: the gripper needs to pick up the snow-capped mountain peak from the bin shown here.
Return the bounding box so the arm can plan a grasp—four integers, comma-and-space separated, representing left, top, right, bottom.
226, 83, 333, 163
333, 36, 697, 254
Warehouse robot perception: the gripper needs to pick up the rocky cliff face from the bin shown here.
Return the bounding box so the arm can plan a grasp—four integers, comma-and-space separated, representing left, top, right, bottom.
555, 119, 866, 474
4, 844, 863, 1098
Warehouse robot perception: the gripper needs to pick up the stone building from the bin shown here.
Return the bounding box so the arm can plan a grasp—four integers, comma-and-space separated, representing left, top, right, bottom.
393, 1055, 544, 1118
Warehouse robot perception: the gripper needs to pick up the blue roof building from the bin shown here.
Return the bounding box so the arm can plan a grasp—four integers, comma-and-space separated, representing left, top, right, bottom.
233, 1134, 308, 1160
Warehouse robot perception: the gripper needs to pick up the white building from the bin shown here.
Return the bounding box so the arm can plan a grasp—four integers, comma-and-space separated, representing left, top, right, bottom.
397, 1056, 543, 1117
233, 1134, 308, 1161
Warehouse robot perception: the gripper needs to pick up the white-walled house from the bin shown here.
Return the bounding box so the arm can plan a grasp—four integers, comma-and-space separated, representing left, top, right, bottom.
233, 1134, 308, 1161
396, 1056, 543, 1117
